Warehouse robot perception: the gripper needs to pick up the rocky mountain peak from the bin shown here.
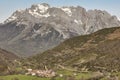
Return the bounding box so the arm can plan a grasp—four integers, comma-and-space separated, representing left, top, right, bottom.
4, 10, 23, 23
30, 3, 50, 13
4, 3, 51, 24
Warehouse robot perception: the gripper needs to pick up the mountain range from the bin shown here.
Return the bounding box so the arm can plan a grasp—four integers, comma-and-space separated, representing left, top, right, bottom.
0, 3, 120, 56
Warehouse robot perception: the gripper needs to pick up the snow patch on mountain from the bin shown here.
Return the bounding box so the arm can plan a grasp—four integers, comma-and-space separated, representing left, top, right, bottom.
4, 10, 24, 23
28, 10, 50, 17
37, 4, 49, 13
74, 19, 79, 24
117, 17, 120, 21
30, 4, 49, 13
31, 3, 49, 10
5, 16, 17, 23
74, 19, 83, 24
61, 7, 72, 16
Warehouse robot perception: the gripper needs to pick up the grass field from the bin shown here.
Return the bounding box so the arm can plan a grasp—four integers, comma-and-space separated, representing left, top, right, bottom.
0, 75, 50, 80
0, 71, 93, 80
0, 71, 120, 80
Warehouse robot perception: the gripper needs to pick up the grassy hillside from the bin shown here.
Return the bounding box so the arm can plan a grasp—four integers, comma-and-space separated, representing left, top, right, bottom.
0, 48, 19, 75
24, 27, 120, 72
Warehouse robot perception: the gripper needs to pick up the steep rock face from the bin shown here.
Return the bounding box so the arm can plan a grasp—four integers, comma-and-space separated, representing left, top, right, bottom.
0, 3, 120, 56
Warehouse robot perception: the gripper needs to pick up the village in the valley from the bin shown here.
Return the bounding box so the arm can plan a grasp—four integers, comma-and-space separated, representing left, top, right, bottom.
25, 66, 119, 80
25, 67, 56, 78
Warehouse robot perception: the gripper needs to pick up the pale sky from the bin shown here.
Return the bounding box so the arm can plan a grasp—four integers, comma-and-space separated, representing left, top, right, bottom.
0, 0, 120, 22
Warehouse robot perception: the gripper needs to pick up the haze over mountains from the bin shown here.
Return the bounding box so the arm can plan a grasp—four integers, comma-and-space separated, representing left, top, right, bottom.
0, 3, 120, 56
